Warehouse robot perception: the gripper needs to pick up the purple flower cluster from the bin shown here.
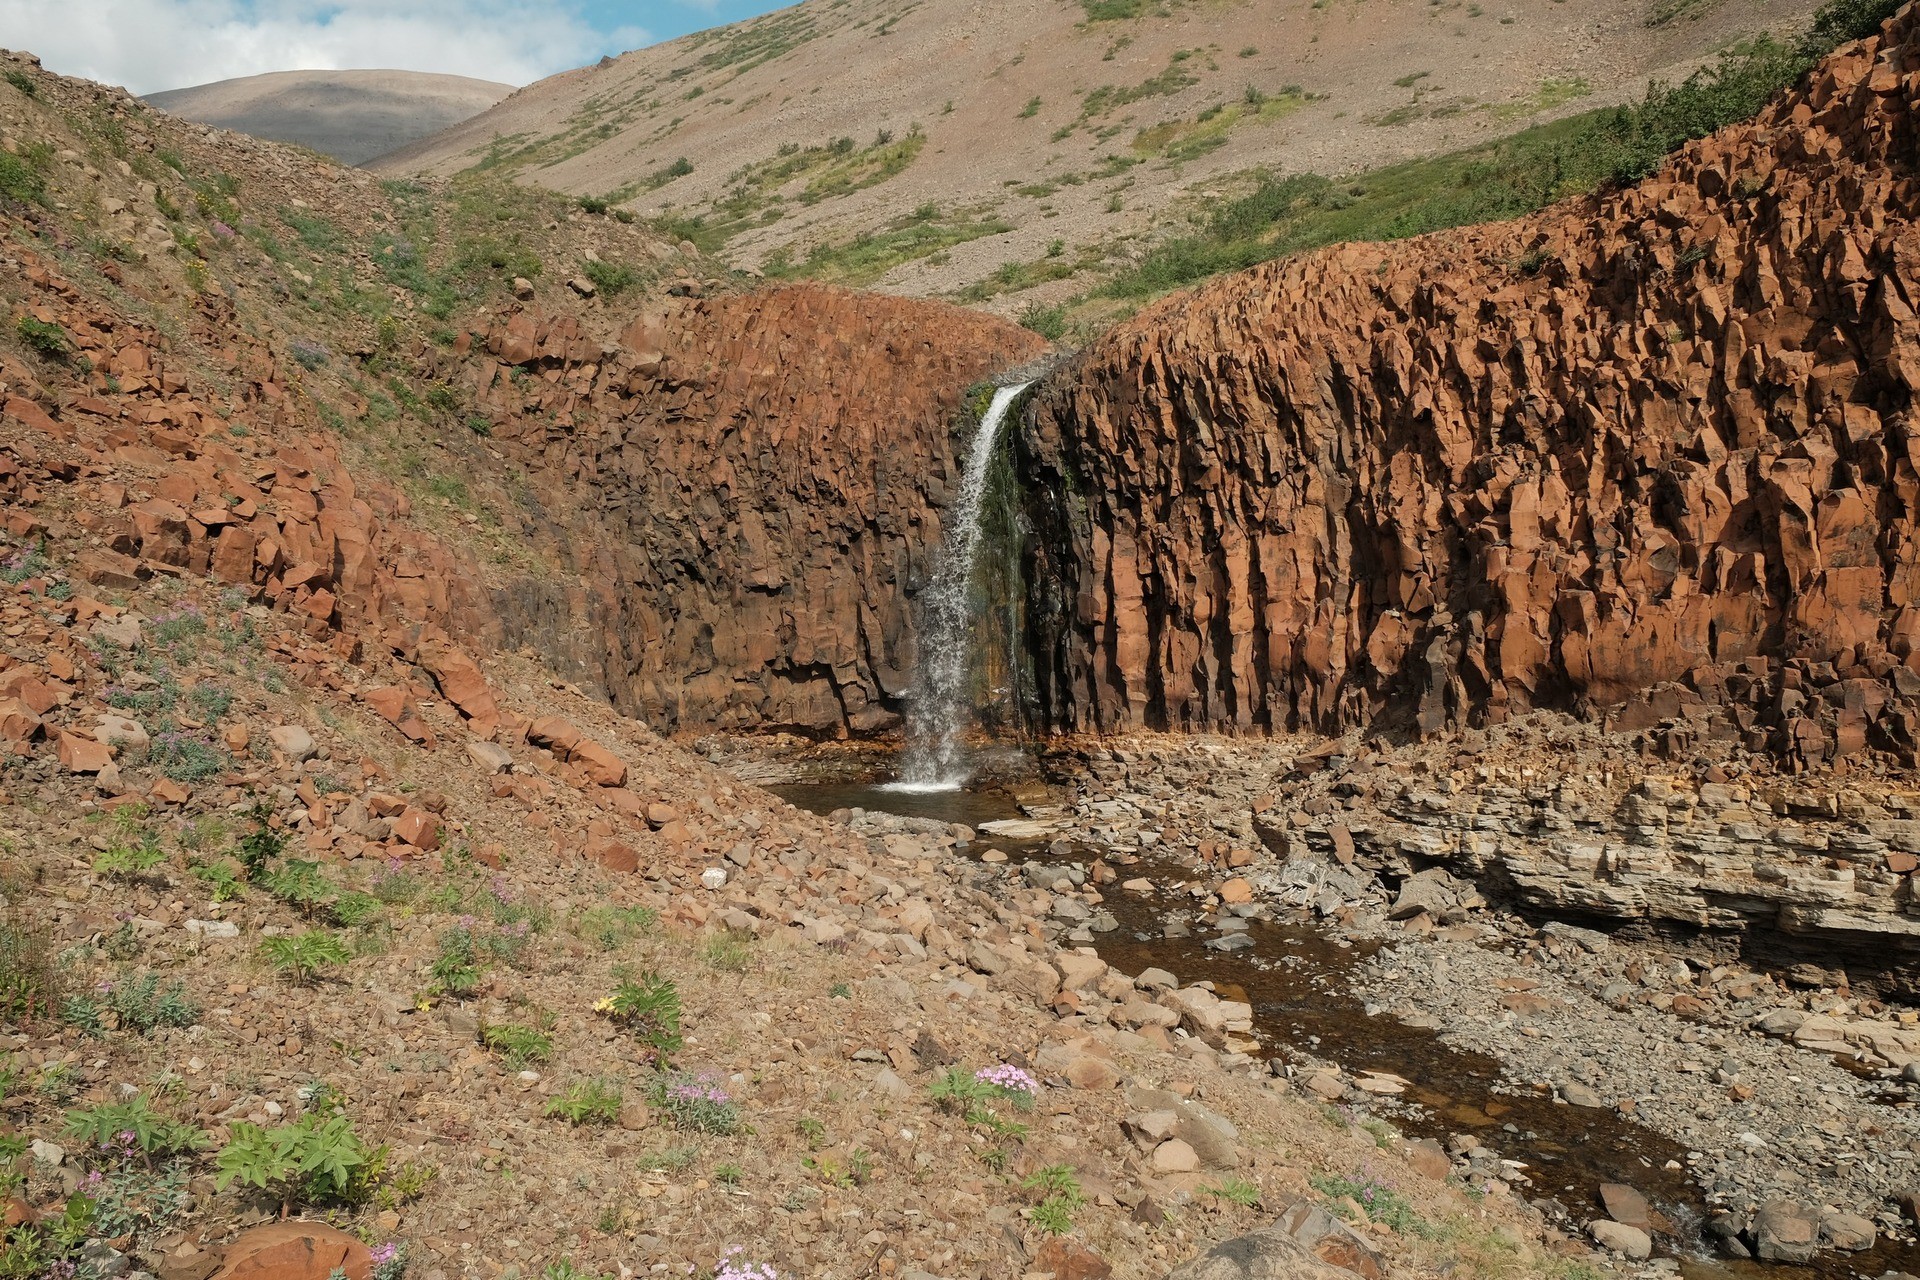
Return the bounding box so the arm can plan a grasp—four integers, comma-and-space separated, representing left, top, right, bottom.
368, 1241, 407, 1280
714, 1248, 776, 1280
209, 221, 236, 240
975, 1063, 1039, 1096
665, 1077, 730, 1106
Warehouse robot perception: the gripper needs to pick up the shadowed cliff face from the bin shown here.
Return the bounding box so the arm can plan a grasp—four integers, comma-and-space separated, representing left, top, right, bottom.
1020, 9, 1920, 768
456, 283, 1048, 737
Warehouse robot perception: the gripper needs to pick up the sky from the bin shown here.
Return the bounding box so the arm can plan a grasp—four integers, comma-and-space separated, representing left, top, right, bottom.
0, 0, 792, 96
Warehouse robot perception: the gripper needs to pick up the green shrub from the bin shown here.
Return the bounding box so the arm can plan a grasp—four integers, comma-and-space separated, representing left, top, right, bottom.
64, 1094, 206, 1158
260, 930, 350, 984
0, 920, 64, 1022
101, 972, 199, 1033
0, 153, 45, 205
14, 316, 68, 358
545, 1080, 621, 1126
215, 1114, 367, 1217
480, 1022, 553, 1069
3, 70, 34, 97
581, 259, 639, 297
600, 972, 681, 1059
237, 801, 287, 875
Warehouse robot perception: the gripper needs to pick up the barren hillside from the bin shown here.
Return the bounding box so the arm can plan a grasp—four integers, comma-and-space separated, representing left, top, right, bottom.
146, 70, 513, 165
375, 0, 1820, 304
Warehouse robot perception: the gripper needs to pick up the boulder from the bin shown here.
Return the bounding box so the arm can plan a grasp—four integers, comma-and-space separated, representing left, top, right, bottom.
1751, 1200, 1820, 1263
1589, 1220, 1652, 1259
268, 725, 317, 763
208, 1222, 372, 1280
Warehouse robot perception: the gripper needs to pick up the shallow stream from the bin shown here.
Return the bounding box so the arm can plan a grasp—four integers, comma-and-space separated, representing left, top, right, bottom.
771, 778, 1920, 1280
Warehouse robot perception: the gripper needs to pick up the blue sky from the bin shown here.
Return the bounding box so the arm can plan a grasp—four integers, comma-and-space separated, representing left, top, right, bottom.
0, 0, 795, 96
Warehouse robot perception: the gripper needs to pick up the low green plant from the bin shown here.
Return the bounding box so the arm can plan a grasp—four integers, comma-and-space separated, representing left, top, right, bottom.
237, 800, 288, 875
1207, 1176, 1261, 1207
14, 316, 68, 359
573, 903, 655, 950
2, 70, 33, 97
713, 1162, 743, 1186
101, 972, 199, 1034
698, 930, 753, 972
581, 259, 639, 297
796, 1117, 827, 1149
64, 1094, 206, 1159
600, 972, 681, 1059
215, 1114, 368, 1218
428, 926, 482, 995
260, 930, 350, 984
260, 859, 332, 915
0, 918, 63, 1023
190, 858, 244, 902
1023, 1164, 1085, 1236
1310, 1172, 1431, 1235
545, 1080, 621, 1126
648, 1070, 738, 1135
480, 1022, 553, 1069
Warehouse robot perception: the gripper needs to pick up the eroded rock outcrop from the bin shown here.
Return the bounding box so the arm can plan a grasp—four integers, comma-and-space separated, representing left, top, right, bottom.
459, 284, 1046, 735
1022, 9, 1920, 768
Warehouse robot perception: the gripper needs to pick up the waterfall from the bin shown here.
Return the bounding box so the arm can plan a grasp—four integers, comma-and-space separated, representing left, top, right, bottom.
888, 382, 1031, 792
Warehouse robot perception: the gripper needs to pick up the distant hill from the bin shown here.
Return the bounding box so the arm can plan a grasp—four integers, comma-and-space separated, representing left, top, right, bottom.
369, 0, 1821, 305
145, 69, 514, 166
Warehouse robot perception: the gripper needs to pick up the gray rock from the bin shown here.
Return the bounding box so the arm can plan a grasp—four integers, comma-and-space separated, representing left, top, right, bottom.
268, 724, 318, 763
965, 941, 1009, 976
1166, 1193, 1379, 1280
1387, 868, 1459, 920
1589, 1220, 1652, 1259
1752, 1200, 1820, 1263
1819, 1212, 1876, 1251
1135, 967, 1178, 991
1560, 1081, 1606, 1108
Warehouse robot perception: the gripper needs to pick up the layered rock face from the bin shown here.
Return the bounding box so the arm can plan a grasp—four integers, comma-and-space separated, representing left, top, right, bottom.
458, 284, 1046, 735
1021, 11, 1920, 768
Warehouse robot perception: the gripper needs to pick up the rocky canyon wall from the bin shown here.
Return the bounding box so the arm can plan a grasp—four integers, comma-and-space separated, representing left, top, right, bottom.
1019, 8, 1920, 769
456, 284, 1047, 736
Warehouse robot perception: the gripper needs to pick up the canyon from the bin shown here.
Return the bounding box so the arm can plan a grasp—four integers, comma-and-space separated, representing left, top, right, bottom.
1, 2, 1919, 1279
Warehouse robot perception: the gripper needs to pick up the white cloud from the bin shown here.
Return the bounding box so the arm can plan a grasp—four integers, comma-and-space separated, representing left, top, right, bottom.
0, 0, 652, 95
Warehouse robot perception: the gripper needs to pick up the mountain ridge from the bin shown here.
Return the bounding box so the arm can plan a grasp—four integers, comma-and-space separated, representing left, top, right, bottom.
146, 68, 513, 166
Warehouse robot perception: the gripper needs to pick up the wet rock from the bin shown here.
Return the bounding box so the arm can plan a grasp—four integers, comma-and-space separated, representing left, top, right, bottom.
1597, 1183, 1653, 1231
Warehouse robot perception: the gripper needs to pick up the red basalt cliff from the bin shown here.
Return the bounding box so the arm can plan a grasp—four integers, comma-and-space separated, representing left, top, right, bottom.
454, 285, 1046, 736
1020, 7, 1920, 769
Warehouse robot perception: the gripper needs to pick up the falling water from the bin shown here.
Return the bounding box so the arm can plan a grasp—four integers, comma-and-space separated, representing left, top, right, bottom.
888, 382, 1032, 792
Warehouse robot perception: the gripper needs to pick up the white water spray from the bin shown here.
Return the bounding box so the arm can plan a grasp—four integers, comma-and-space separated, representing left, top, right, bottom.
888, 382, 1032, 792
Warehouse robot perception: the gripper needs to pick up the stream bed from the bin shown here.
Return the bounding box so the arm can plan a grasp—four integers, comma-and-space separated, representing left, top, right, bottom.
771, 779, 1920, 1280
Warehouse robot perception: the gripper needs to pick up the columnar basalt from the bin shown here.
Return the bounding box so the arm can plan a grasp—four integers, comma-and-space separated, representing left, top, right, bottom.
1020, 11, 1920, 769
458, 284, 1047, 736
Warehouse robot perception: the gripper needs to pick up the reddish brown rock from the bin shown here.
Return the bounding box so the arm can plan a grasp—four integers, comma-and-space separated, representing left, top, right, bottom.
463, 283, 1046, 736
390, 808, 442, 851
55, 732, 110, 773
526, 716, 582, 757
0, 698, 43, 743
589, 839, 638, 873
209, 1221, 372, 1280
1036, 1237, 1113, 1280
569, 738, 627, 788
1020, 10, 1920, 770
